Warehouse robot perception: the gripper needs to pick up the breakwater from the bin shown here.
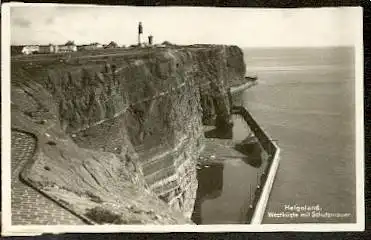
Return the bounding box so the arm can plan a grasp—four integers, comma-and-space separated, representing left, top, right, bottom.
231, 106, 280, 224
230, 80, 257, 94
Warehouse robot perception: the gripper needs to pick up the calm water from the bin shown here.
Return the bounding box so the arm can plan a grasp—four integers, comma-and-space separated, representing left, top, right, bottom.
242, 47, 356, 223
192, 115, 268, 224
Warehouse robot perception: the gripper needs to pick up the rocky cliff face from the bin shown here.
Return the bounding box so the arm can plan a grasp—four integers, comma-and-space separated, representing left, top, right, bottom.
11, 45, 246, 223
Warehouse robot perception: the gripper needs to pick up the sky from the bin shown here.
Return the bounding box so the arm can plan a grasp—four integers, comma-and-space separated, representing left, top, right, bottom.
9, 4, 362, 47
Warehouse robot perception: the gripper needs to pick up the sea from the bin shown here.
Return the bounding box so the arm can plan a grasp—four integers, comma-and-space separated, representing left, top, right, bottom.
242, 47, 357, 223
192, 46, 357, 224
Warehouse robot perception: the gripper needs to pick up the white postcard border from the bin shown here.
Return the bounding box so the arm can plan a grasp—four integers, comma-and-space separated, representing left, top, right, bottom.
1, 3, 365, 235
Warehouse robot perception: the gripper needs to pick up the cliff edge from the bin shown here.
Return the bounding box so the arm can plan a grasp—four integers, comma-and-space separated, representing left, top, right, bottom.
11, 45, 246, 224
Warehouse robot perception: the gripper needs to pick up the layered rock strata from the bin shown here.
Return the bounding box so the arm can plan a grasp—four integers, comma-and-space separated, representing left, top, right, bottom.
11, 45, 246, 223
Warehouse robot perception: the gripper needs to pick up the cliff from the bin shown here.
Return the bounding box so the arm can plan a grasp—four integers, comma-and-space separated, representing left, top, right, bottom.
11, 45, 246, 224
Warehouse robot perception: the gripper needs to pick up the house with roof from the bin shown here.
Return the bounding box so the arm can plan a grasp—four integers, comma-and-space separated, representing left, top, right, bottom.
38, 44, 58, 54
57, 41, 77, 53
21, 45, 39, 55
79, 42, 103, 51
21, 41, 77, 55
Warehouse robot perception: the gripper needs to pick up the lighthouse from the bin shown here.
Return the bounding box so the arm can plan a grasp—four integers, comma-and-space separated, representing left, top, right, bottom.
138, 22, 143, 46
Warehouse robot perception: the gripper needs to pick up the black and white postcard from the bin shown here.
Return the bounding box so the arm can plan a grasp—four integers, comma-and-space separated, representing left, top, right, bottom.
1, 3, 364, 235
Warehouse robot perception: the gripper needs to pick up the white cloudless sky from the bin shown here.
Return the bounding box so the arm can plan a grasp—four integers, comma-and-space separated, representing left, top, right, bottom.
10, 5, 361, 47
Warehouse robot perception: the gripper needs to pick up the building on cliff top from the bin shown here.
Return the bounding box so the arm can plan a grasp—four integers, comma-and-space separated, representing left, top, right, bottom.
21, 45, 39, 55
58, 41, 77, 53
21, 41, 77, 55
38, 44, 57, 54
79, 42, 103, 51
104, 41, 119, 49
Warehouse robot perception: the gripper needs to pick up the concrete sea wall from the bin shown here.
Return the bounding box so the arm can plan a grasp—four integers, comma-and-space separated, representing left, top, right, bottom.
231, 106, 281, 224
